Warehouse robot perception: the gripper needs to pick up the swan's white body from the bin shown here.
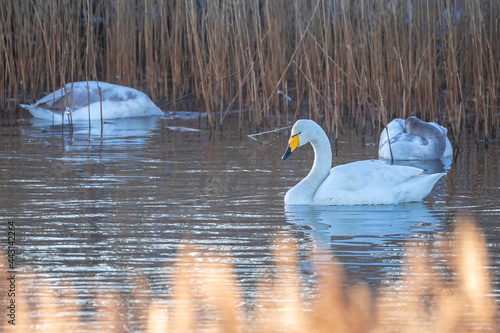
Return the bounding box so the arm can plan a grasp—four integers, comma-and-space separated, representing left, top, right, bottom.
20, 81, 163, 122
282, 120, 445, 206
379, 117, 452, 160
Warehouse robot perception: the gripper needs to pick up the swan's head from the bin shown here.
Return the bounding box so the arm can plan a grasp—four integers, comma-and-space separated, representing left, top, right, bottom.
282, 119, 322, 160
405, 116, 447, 139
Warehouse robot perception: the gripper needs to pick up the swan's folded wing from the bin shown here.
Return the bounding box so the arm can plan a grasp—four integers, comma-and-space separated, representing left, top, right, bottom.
321, 160, 423, 192
30, 86, 69, 111
27, 83, 89, 111
69, 85, 107, 108
28, 82, 103, 110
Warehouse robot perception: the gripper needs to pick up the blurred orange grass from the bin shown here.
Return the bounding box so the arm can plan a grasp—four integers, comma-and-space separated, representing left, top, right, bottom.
0, 217, 497, 332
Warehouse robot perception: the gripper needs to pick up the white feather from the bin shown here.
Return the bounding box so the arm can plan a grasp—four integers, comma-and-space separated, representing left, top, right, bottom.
379, 117, 453, 160
20, 81, 163, 123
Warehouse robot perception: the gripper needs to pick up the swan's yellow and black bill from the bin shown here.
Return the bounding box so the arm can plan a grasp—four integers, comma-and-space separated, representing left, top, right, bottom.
282, 134, 299, 160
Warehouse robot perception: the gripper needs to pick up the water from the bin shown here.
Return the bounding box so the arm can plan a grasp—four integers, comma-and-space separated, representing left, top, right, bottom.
1, 114, 499, 327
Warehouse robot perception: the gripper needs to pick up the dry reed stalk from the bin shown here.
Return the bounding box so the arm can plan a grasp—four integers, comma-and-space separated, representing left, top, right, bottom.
374, 218, 497, 333
448, 220, 497, 330
313, 258, 373, 333
169, 244, 245, 332
146, 301, 169, 333
185, 0, 213, 125
198, 259, 244, 332
252, 237, 309, 332
438, 0, 465, 140
35, 281, 68, 333
169, 245, 196, 332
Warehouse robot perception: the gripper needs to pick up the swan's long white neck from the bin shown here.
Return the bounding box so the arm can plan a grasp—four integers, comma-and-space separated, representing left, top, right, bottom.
287, 128, 332, 204
305, 133, 332, 187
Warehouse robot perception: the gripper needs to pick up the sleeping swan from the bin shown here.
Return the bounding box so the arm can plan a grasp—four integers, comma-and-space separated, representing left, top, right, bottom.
20, 81, 164, 122
282, 120, 445, 205
379, 117, 452, 160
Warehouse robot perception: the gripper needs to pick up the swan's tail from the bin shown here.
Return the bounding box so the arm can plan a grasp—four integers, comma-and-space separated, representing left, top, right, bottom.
20, 104, 37, 117
20, 104, 63, 121
400, 172, 445, 203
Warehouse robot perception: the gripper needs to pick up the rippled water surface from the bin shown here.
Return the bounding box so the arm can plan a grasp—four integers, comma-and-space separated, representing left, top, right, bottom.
1, 115, 499, 327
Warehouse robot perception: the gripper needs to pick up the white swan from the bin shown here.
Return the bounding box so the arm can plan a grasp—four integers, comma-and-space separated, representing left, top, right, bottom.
20, 81, 164, 122
379, 117, 452, 160
282, 120, 445, 205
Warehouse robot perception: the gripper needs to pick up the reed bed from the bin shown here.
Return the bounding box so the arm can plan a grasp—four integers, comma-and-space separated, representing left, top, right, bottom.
0, 217, 497, 332
1, 0, 499, 138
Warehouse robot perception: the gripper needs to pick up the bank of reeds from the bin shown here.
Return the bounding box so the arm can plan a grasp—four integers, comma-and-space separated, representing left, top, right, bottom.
0, 218, 497, 332
1, 0, 499, 138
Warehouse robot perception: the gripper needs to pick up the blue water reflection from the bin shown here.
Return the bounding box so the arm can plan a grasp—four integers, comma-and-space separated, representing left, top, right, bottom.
28, 116, 161, 146
285, 203, 444, 283
285, 203, 441, 246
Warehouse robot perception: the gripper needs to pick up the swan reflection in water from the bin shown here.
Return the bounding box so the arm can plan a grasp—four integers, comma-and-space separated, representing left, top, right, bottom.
285, 202, 442, 250
27, 116, 163, 150
27, 114, 201, 150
